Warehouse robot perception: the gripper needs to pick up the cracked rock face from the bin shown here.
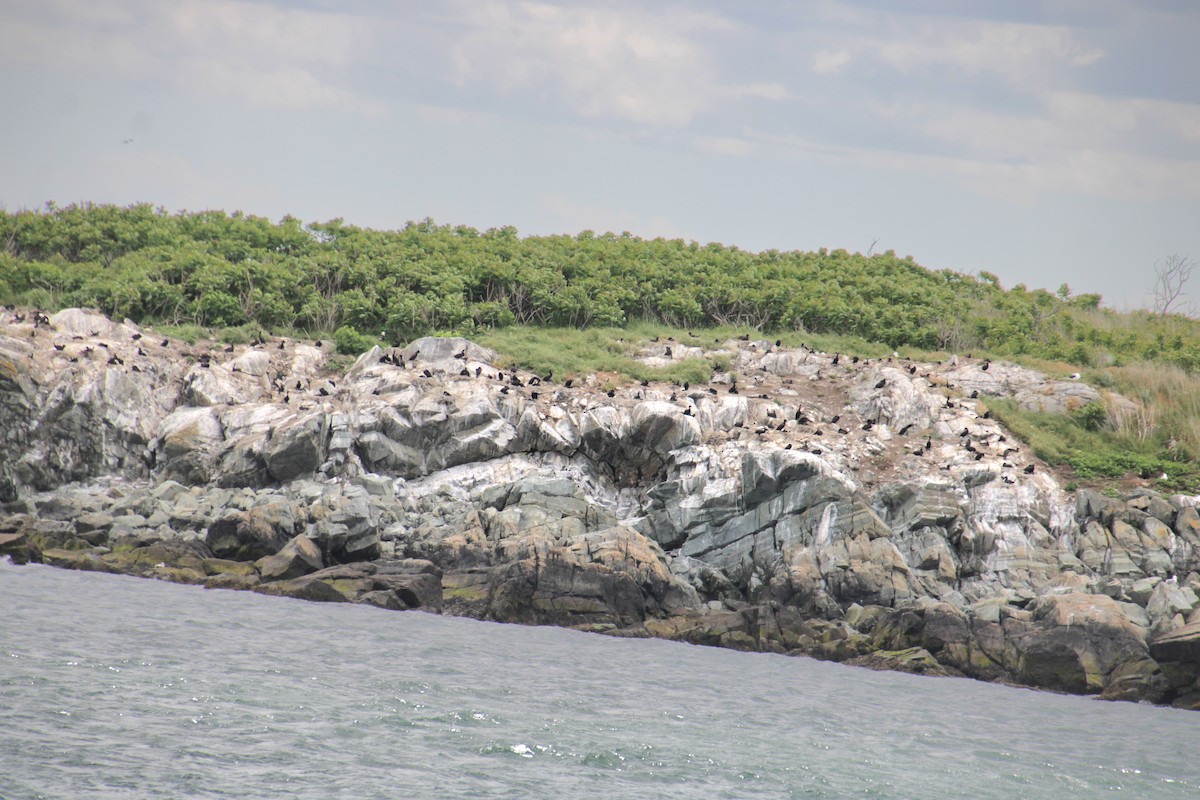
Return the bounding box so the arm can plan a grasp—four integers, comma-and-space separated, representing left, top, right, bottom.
3, 308, 1200, 708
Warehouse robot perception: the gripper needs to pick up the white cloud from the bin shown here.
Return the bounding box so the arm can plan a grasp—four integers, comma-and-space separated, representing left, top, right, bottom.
812, 49, 851, 75
447, 1, 783, 126
873, 19, 1104, 82
692, 135, 755, 157
0, 0, 382, 114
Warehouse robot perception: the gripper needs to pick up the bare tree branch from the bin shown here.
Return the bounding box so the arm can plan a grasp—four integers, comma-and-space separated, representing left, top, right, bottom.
1153, 253, 1196, 317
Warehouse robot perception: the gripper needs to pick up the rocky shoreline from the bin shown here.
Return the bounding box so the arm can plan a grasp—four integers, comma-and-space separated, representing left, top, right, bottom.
3, 308, 1199, 708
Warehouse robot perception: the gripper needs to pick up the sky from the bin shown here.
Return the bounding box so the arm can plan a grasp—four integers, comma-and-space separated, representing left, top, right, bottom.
1, 0, 1198, 311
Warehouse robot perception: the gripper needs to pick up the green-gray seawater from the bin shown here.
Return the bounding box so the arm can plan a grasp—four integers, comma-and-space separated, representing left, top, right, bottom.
2, 560, 1196, 799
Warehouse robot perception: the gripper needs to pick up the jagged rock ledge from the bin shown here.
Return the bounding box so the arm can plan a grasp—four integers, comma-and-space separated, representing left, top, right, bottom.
2, 308, 1200, 708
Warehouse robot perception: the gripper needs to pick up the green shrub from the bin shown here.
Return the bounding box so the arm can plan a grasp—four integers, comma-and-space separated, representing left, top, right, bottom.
217, 323, 267, 345
334, 325, 376, 355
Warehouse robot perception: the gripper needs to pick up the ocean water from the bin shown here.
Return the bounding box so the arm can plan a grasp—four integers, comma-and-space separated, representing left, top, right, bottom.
2, 560, 1197, 800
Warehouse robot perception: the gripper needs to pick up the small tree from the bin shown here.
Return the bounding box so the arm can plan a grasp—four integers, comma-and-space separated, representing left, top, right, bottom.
1153, 253, 1195, 316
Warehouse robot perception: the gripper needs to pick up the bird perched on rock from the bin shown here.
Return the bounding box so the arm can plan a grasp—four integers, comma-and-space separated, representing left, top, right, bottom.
874, 379, 886, 389
1024, 464, 1035, 474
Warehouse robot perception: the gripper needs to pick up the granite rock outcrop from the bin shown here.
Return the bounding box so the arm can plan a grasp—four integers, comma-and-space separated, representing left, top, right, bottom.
3, 308, 1200, 708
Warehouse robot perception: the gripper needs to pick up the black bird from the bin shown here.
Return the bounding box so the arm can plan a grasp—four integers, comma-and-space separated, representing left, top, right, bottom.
959, 428, 969, 437
775, 339, 782, 347
664, 347, 672, 358
500, 386, 510, 394
542, 371, 552, 381
683, 407, 693, 416
670, 393, 677, 401
683, 382, 689, 390
981, 361, 990, 371
131, 333, 142, 340
708, 387, 718, 395
776, 420, 786, 431
832, 354, 840, 366
296, 381, 303, 390
564, 379, 573, 388
454, 349, 467, 359
279, 340, 286, 350
861, 421, 873, 431
131, 365, 141, 373
497, 372, 504, 381
318, 387, 329, 396
1023, 464, 1035, 474
737, 333, 750, 341
460, 368, 470, 376
925, 439, 932, 451
530, 392, 539, 400
422, 369, 433, 378
137, 347, 145, 356
851, 355, 859, 364
914, 448, 924, 456
814, 429, 823, 436
728, 386, 739, 394
909, 365, 917, 374
606, 389, 615, 398
53, 343, 65, 351
983, 411, 991, 419
785, 443, 792, 450
410, 350, 420, 362
283, 394, 290, 404
898, 423, 914, 435
475, 366, 482, 377
314, 340, 322, 348
970, 390, 979, 398
371, 387, 381, 395
829, 414, 840, 424
224, 345, 235, 353
974, 452, 984, 460
161, 339, 170, 347
838, 427, 850, 435
511, 375, 524, 387
640, 379, 649, 387
874, 379, 886, 389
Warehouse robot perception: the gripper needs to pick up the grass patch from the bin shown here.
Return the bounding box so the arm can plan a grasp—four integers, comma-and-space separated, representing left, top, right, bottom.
985, 397, 1198, 490
156, 323, 208, 345
216, 322, 269, 345
474, 325, 736, 385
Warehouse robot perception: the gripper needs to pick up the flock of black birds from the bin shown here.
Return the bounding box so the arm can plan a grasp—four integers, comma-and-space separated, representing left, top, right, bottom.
9, 310, 1038, 481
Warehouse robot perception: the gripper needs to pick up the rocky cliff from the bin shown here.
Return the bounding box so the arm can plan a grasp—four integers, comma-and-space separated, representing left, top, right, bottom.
3, 308, 1200, 708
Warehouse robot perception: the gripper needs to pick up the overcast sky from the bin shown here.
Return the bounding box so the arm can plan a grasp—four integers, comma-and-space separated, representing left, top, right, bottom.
2, 0, 1198, 311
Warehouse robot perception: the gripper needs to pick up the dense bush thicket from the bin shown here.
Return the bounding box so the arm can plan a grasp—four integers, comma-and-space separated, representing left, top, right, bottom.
1, 202, 1197, 371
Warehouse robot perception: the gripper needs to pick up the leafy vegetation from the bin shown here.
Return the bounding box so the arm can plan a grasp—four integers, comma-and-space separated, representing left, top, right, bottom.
4, 201, 1200, 488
